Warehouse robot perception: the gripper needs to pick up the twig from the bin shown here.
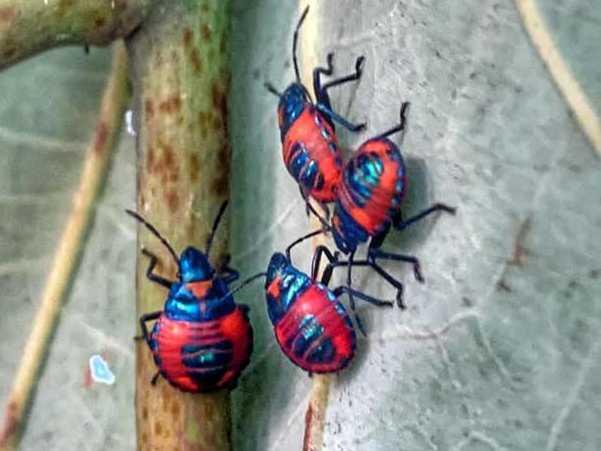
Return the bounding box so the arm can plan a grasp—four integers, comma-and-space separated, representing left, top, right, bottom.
0, 0, 152, 69
0, 42, 129, 451
126, 1, 233, 450
514, 0, 601, 154
297, 2, 333, 451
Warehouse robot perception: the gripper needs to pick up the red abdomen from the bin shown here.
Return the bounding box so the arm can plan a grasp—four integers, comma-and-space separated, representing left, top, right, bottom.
274, 284, 356, 373
282, 107, 343, 202
151, 307, 253, 392
337, 139, 406, 236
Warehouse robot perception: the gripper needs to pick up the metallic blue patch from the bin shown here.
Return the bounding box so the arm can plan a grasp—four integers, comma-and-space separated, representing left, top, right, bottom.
346, 154, 383, 207
289, 144, 309, 180
179, 246, 214, 283
164, 277, 235, 322
278, 83, 308, 137
182, 341, 232, 369
265, 254, 311, 325
300, 159, 318, 189
332, 201, 370, 254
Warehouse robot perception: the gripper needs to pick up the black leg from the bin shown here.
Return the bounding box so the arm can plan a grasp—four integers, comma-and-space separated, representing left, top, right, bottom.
368, 247, 425, 283
299, 186, 330, 228
393, 203, 456, 231
312, 245, 338, 283
320, 56, 365, 95
368, 261, 406, 309
286, 228, 329, 261
141, 249, 176, 289
312, 52, 334, 109
371, 102, 410, 140
315, 102, 366, 132
332, 286, 394, 308
151, 371, 161, 386
138, 311, 161, 346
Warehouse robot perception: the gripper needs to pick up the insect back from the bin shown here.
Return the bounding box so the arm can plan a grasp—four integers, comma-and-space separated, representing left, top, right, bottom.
265, 6, 366, 209
128, 202, 253, 393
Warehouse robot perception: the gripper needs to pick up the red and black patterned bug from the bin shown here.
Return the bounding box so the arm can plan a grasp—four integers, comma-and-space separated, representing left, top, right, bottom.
330, 103, 456, 312
127, 202, 253, 393
265, 6, 366, 217
261, 237, 393, 373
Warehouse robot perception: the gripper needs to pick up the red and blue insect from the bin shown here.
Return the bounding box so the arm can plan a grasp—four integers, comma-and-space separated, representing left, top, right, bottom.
265, 6, 366, 215
260, 239, 393, 373
127, 202, 253, 393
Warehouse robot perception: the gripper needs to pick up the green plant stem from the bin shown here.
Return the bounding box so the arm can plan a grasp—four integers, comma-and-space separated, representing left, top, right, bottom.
0, 0, 152, 69
125, 1, 232, 450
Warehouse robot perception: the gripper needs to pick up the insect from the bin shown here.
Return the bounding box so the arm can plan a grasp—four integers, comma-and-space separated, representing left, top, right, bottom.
265, 6, 366, 218
261, 238, 394, 373
330, 102, 456, 309
126, 202, 253, 393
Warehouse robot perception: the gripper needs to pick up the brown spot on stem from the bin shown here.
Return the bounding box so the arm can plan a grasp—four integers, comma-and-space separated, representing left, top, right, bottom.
145, 99, 154, 119
155, 421, 163, 436
142, 407, 148, 420
190, 48, 202, 73
198, 111, 210, 139
183, 28, 193, 47
0, 6, 16, 22
0, 401, 19, 447
94, 16, 106, 28
146, 145, 156, 173
94, 121, 109, 154
2, 46, 16, 59
189, 154, 200, 182
57, 0, 75, 17
166, 190, 180, 213
159, 95, 182, 114
201, 24, 212, 40
211, 142, 230, 196
171, 401, 181, 420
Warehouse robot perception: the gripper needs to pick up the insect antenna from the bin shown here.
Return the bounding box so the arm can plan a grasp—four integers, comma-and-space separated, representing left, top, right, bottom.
264, 81, 283, 97
206, 200, 229, 258
285, 228, 329, 261
292, 6, 310, 84
372, 102, 410, 140
126, 210, 180, 267
219, 272, 267, 301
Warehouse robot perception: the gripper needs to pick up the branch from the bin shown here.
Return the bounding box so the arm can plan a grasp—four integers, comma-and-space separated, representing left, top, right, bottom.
0, 0, 152, 69
126, 1, 233, 449
0, 42, 129, 451
297, 2, 333, 451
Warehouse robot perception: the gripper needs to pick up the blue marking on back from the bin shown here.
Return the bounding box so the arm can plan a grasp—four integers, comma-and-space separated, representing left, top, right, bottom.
300, 159, 318, 188
332, 201, 370, 254
179, 246, 214, 283
164, 277, 235, 322
289, 143, 309, 179
278, 83, 308, 137
265, 253, 311, 325
346, 154, 381, 206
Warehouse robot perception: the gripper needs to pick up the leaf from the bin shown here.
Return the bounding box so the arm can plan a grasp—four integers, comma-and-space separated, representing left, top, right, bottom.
0, 46, 137, 449
1, 1, 600, 450
229, 1, 601, 450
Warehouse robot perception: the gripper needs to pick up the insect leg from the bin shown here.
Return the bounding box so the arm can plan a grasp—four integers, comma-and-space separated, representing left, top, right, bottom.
315, 102, 366, 132
312, 52, 334, 108
151, 371, 161, 386
138, 311, 161, 346
368, 247, 425, 284
141, 249, 175, 288
332, 286, 394, 308
393, 203, 456, 231
299, 186, 330, 228
319, 56, 365, 96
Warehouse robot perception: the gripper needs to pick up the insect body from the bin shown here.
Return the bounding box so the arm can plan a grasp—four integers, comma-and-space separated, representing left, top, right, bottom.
262, 241, 392, 373
128, 202, 253, 393
266, 6, 366, 211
